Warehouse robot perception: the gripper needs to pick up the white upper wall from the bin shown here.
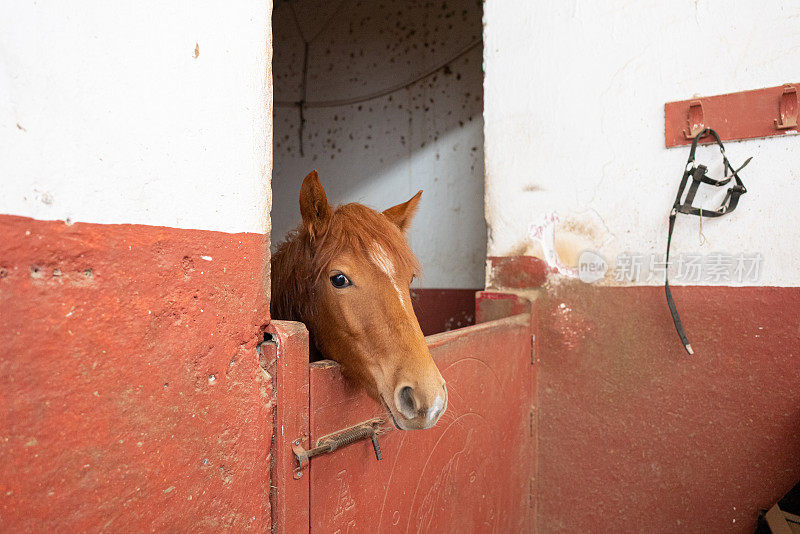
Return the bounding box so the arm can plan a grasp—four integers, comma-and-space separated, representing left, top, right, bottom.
0, 2, 272, 234
484, 0, 800, 286
271, 0, 486, 289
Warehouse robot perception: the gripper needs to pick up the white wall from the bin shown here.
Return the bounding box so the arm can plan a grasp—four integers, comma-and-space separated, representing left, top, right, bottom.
484, 0, 800, 286
0, 2, 272, 234
271, 0, 485, 289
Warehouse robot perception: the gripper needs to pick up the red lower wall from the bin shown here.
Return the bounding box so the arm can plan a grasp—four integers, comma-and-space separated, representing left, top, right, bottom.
536, 282, 800, 533
6, 220, 797, 532
0, 215, 272, 531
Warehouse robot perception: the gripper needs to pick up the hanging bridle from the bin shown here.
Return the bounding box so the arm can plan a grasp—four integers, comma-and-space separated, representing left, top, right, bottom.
665, 128, 752, 354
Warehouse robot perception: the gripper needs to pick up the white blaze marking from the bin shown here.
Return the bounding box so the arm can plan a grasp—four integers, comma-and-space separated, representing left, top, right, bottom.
370, 244, 409, 309
370, 244, 395, 277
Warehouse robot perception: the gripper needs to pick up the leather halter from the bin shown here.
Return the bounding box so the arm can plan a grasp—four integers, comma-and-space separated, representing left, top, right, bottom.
665, 128, 752, 354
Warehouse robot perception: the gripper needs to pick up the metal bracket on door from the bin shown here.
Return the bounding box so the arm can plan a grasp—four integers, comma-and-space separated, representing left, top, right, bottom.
292, 418, 384, 478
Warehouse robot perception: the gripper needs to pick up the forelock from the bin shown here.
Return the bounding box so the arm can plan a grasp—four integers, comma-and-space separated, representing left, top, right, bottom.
310, 203, 419, 280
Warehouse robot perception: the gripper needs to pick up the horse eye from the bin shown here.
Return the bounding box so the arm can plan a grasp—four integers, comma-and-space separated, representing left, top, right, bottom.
330, 273, 352, 289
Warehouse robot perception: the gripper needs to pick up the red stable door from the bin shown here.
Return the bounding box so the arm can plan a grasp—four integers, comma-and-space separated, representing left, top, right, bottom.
267, 292, 538, 533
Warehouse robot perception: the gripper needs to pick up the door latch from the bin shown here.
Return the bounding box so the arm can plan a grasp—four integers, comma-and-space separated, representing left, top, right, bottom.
292, 419, 384, 477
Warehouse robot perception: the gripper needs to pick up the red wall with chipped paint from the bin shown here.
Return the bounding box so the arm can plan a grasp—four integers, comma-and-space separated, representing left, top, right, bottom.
5, 209, 798, 532
488, 257, 800, 532
538, 284, 800, 532
0, 215, 273, 531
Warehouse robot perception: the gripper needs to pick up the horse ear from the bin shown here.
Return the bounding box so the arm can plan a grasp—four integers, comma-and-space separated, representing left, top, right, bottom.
299, 170, 332, 240
383, 190, 422, 232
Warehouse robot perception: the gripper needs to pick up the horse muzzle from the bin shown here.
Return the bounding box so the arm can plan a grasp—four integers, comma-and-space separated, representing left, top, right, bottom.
384, 381, 447, 430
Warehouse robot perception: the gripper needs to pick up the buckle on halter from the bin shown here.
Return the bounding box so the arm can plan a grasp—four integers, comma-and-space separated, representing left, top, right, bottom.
730, 184, 747, 195
691, 165, 708, 182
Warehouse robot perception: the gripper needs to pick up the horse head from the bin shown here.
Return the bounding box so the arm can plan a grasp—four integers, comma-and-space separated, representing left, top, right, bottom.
271, 170, 447, 430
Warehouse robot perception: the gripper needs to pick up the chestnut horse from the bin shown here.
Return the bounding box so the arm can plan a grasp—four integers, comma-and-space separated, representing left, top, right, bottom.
271, 171, 447, 430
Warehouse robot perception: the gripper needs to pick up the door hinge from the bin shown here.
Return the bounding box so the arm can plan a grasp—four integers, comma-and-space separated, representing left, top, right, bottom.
530, 333, 535, 366
529, 406, 534, 438
529, 477, 534, 509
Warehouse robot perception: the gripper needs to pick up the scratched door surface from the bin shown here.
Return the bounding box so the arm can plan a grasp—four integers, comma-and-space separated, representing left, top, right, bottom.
308, 314, 535, 533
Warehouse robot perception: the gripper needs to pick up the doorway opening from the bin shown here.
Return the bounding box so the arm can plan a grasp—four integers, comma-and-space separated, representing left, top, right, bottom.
271, 0, 485, 335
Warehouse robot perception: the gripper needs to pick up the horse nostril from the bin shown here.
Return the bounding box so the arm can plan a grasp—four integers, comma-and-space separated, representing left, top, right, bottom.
396, 385, 417, 420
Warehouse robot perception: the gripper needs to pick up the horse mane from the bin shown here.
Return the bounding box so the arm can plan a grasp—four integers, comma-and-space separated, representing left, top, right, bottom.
270, 202, 420, 329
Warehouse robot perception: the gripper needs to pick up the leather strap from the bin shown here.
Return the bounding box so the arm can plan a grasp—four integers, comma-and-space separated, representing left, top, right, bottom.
665, 128, 751, 354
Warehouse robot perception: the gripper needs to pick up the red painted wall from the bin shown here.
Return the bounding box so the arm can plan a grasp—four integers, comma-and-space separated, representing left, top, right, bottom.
0, 215, 273, 531
485, 256, 800, 532
6, 213, 796, 533
536, 283, 800, 532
